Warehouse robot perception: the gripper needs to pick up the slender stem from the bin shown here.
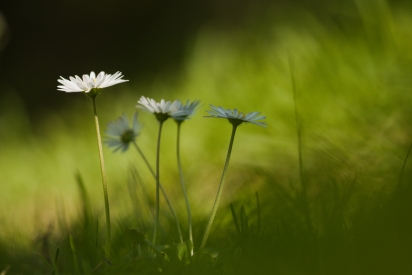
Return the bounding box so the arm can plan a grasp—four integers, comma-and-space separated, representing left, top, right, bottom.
132, 141, 183, 244
91, 97, 111, 252
199, 124, 238, 252
152, 121, 164, 245
176, 122, 193, 254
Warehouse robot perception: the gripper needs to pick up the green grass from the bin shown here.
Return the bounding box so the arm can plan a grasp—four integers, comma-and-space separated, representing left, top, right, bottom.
1, 1, 412, 274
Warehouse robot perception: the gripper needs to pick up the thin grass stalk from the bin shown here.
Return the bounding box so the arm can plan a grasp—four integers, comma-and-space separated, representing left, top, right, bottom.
256, 192, 262, 233
230, 202, 241, 234
398, 142, 412, 185
53, 248, 60, 275
132, 141, 184, 244
90, 97, 111, 252
199, 124, 238, 252
75, 172, 91, 228
94, 220, 98, 267
176, 122, 193, 253
69, 235, 80, 274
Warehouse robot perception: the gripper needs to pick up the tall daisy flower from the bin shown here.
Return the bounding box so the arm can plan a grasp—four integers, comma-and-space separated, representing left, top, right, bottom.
57, 71, 128, 95
199, 105, 266, 252
104, 112, 184, 244
136, 96, 176, 245
57, 71, 128, 253
170, 100, 200, 255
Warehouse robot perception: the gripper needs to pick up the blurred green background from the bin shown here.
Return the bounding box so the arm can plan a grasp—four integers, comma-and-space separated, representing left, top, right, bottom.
1, 1, 412, 272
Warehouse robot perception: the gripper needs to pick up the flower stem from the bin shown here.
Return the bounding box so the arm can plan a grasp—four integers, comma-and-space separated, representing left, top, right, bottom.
132, 141, 184, 244
199, 124, 238, 252
153, 121, 164, 246
91, 97, 111, 252
176, 122, 193, 254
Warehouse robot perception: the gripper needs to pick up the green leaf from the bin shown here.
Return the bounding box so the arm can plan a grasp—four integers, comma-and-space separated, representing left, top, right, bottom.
230, 202, 241, 234
240, 205, 246, 234
36, 252, 54, 272
176, 242, 188, 261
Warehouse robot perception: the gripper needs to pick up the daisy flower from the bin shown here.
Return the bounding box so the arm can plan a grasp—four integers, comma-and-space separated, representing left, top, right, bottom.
169, 99, 200, 254
57, 70, 128, 251
105, 112, 141, 152
205, 105, 267, 127
136, 95, 178, 244
199, 104, 267, 252
170, 100, 200, 122
57, 71, 128, 95
136, 96, 176, 122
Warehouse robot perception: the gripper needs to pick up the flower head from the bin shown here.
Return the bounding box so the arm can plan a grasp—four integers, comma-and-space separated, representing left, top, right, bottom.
105, 112, 141, 152
136, 96, 176, 122
170, 100, 200, 122
205, 105, 267, 127
57, 71, 128, 95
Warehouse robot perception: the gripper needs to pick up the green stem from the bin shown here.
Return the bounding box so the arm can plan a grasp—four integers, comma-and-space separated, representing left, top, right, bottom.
199, 124, 238, 252
132, 141, 183, 244
152, 121, 164, 245
69, 235, 79, 274
176, 122, 193, 254
91, 97, 111, 252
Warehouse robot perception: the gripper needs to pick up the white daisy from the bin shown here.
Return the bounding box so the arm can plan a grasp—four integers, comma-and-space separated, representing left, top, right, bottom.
170, 99, 200, 122
105, 112, 141, 152
136, 96, 176, 122
57, 71, 128, 93
205, 104, 267, 127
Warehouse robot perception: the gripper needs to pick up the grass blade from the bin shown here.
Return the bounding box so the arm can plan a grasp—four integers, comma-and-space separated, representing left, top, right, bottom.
230, 202, 241, 234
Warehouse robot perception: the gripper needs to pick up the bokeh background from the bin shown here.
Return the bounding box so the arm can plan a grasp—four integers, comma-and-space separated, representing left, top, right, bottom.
1, 1, 412, 272
0, 0, 283, 234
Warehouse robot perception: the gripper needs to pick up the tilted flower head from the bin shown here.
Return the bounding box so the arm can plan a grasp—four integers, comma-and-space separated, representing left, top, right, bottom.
170, 100, 200, 122
105, 112, 141, 152
136, 96, 176, 122
205, 104, 267, 127
57, 71, 128, 94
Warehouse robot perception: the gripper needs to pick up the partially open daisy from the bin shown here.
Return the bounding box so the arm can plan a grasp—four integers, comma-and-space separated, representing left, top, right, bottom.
105, 112, 141, 153
136, 96, 176, 122
199, 104, 267, 252
136, 95, 178, 245
170, 100, 200, 122
205, 105, 267, 127
57, 71, 128, 95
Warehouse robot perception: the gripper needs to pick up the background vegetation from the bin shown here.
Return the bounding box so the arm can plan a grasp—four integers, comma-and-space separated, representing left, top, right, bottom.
1, 0, 412, 274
